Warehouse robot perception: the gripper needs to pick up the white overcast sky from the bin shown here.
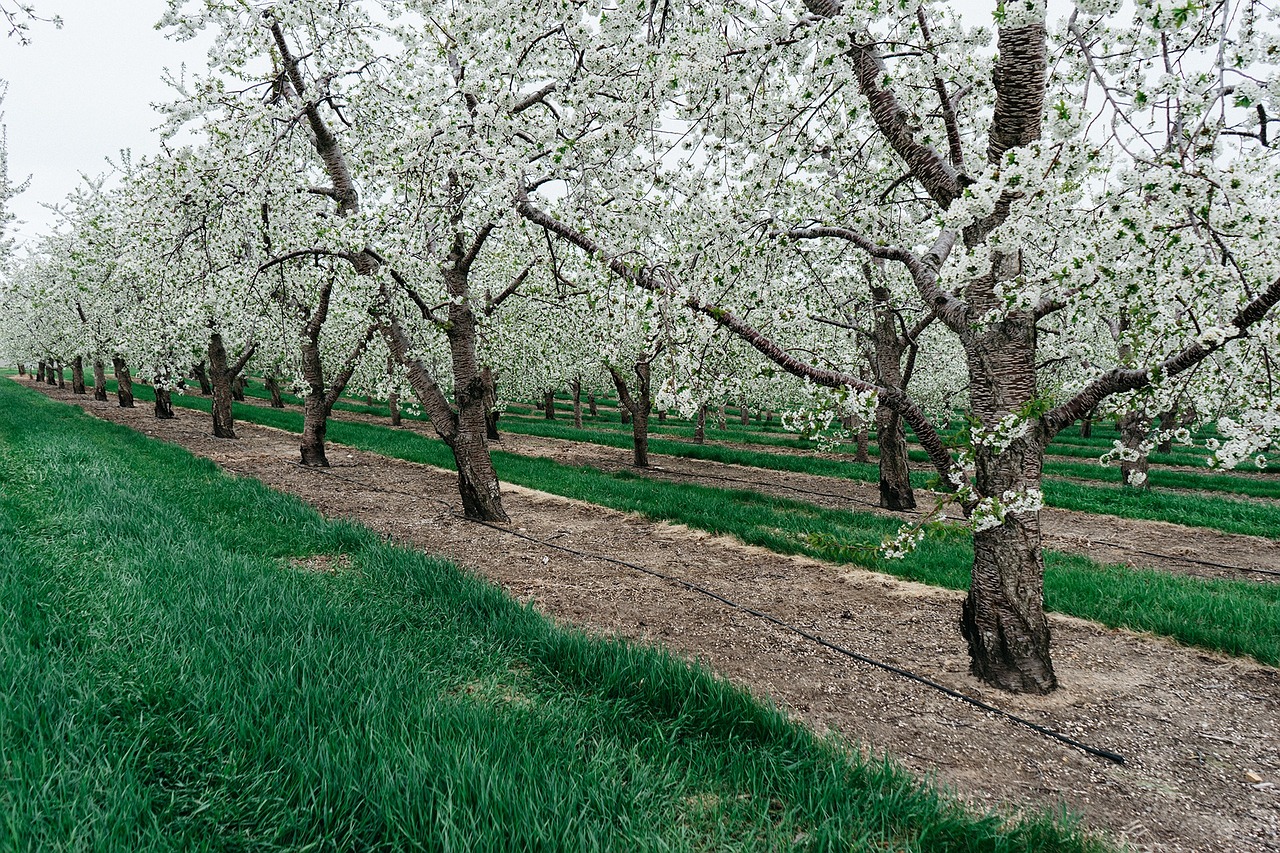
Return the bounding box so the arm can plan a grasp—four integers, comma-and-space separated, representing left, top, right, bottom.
0, 1, 211, 247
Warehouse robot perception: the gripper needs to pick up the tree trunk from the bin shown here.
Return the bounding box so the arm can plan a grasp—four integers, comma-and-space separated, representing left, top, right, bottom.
389, 392, 401, 425
621, 407, 632, 425
876, 408, 915, 510
695, 405, 707, 444
93, 360, 107, 401
958, 309, 1057, 695
543, 390, 556, 419
154, 386, 175, 419
871, 287, 916, 510
265, 373, 285, 408
1080, 416, 1092, 438
856, 422, 870, 464
206, 333, 236, 438
232, 376, 246, 402
609, 363, 651, 467
1156, 407, 1177, 454
16, 363, 24, 376
55, 363, 65, 389
588, 394, 597, 417
479, 365, 499, 440
298, 331, 332, 467
380, 259, 510, 521
35, 361, 46, 383
657, 409, 666, 422
740, 402, 750, 426
717, 404, 727, 430
572, 377, 583, 429
193, 362, 213, 396
45, 363, 57, 386
71, 356, 86, 395
300, 393, 330, 466
436, 265, 508, 521
1118, 410, 1150, 489
112, 357, 134, 408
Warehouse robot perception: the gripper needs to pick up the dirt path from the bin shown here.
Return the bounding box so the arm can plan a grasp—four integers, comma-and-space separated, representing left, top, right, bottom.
26, 380, 1280, 853
329, 405, 1280, 585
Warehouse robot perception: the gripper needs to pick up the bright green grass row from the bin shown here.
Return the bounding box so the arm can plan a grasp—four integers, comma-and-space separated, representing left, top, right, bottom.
116, 377, 1280, 540
107, 382, 1280, 668
0, 378, 1113, 852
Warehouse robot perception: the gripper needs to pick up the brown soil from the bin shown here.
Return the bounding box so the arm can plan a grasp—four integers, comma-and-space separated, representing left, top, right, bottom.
337, 406, 1280, 585
23, 378, 1280, 853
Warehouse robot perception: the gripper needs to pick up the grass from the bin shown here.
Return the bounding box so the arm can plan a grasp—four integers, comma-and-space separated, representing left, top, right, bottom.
0, 377, 1115, 851
303, 387, 1280, 540
85, 379, 1280, 668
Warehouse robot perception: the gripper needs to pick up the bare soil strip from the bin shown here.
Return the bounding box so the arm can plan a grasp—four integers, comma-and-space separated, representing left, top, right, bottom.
26, 381, 1280, 853
329, 405, 1280, 585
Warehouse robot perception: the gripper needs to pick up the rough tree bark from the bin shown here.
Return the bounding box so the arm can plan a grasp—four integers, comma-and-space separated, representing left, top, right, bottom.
1118, 410, 1151, 488
207, 333, 237, 438
294, 275, 376, 467
1157, 407, 1177, 454
192, 362, 213, 396
543, 390, 556, 419
112, 357, 134, 408
571, 376, 583, 429
695, 405, 707, 444
740, 402, 750, 425
16, 363, 24, 376
154, 385, 175, 419
71, 356, 86, 395
265, 373, 285, 408
35, 361, 45, 383
481, 366, 499, 440
55, 362, 65, 389
870, 284, 917, 511
93, 360, 107, 401
588, 393, 597, 417
609, 362, 652, 467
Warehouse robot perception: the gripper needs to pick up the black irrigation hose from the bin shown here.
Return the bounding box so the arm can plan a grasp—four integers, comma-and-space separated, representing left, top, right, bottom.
1066, 539, 1280, 579
281, 460, 1127, 766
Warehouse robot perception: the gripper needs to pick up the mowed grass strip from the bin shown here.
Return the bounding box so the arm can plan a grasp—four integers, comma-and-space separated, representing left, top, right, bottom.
0, 378, 1113, 852
103, 382, 1280, 667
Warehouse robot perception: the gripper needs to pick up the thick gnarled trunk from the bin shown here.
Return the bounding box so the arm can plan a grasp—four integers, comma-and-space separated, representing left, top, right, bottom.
609, 362, 652, 467
265, 373, 285, 408
154, 386, 175, 419
207, 333, 237, 438
93, 360, 108, 401
871, 285, 916, 511
959, 312, 1057, 694
71, 356, 86, 395
112, 357, 134, 408
193, 362, 213, 396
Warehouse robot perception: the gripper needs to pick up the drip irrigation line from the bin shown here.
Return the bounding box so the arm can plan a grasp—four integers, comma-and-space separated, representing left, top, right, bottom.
1059, 539, 1280, 579
282, 460, 1126, 766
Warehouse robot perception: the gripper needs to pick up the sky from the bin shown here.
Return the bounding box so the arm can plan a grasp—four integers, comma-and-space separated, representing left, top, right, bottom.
0, 1, 210, 247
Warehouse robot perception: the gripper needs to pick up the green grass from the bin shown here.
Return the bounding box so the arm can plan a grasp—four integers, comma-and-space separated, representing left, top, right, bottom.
0, 377, 1113, 852
89, 380, 1280, 668
96, 377, 1280, 540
